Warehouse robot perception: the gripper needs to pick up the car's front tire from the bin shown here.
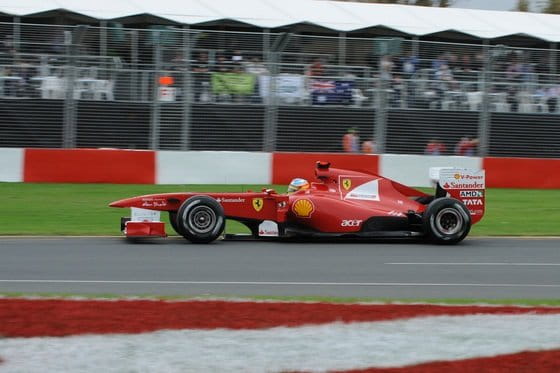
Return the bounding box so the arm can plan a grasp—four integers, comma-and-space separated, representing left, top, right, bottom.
168, 211, 181, 235
423, 198, 471, 245
176, 196, 225, 243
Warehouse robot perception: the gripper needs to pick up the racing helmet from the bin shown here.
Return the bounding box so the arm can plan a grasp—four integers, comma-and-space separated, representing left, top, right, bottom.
287, 178, 310, 194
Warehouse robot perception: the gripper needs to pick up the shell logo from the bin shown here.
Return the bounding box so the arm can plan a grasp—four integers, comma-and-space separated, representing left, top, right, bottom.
454, 173, 462, 180
292, 199, 315, 218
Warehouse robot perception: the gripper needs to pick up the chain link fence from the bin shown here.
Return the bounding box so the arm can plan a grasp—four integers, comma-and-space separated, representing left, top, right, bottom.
0, 22, 559, 158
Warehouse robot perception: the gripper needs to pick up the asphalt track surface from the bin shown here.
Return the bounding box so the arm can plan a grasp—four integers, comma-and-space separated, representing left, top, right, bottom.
1, 237, 559, 299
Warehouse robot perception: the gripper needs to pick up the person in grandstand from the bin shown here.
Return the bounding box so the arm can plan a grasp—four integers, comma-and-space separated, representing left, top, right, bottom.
287, 178, 310, 194
424, 138, 446, 155
342, 127, 360, 153
455, 136, 479, 156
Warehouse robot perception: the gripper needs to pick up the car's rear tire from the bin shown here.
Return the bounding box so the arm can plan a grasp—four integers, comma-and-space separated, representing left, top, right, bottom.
176, 196, 225, 243
423, 198, 471, 245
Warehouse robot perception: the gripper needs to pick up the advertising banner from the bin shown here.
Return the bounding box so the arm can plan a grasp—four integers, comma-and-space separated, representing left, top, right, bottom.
211, 73, 256, 95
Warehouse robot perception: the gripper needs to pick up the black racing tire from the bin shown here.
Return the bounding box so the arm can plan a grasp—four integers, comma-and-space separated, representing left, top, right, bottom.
423, 198, 471, 245
168, 211, 181, 235
176, 196, 225, 244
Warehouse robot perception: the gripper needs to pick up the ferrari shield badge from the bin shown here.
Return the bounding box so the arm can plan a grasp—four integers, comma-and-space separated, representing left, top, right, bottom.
252, 198, 264, 212
342, 178, 352, 190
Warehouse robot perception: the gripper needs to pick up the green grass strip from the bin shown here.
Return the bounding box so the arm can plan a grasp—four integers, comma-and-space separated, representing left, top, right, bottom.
1, 183, 559, 236
1, 292, 559, 306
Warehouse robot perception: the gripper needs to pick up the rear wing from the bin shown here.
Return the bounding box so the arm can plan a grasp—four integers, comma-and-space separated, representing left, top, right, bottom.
430, 167, 486, 224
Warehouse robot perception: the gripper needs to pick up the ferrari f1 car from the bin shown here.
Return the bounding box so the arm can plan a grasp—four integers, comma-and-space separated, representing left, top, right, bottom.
110, 162, 485, 245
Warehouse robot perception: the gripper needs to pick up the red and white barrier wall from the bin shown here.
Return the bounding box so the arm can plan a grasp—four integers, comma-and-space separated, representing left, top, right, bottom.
1, 148, 559, 189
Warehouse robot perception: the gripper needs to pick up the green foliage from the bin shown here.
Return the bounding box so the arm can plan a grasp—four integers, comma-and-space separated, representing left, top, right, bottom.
516, 0, 529, 11
543, 0, 560, 13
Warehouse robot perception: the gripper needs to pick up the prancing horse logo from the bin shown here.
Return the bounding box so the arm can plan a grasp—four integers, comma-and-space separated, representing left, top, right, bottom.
252, 198, 264, 212
342, 178, 352, 190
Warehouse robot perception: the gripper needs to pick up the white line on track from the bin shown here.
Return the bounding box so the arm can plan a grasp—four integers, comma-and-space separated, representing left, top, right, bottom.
386, 263, 560, 266
0, 280, 559, 287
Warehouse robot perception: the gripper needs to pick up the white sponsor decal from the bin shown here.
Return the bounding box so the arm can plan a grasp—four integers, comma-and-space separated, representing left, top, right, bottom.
343, 179, 380, 201
216, 197, 245, 203
341, 219, 363, 227
131, 207, 161, 222
1, 314, 560, 372
462, 199, 483, 206
258, 220, 279, 237
387, 210, 406, 217
141, 198, 167, 208
440, 169, 485, 190
444, 181, 484, 190
460, 190, 484, 198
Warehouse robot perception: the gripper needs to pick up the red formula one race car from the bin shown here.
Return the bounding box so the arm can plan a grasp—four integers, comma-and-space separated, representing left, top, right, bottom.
110, 162, 485, 245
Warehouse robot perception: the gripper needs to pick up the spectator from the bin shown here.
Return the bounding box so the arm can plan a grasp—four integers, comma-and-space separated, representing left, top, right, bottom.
460, 54, 473, 73
455, 136, 478, 156
215, 55, 232, 73
506, 85, 519, 112
435, 63, 457, 91
401, 51, 418, 78
506, 58, 524, 82
391, 74, 404, 107
431, 53, 447, 71
0, 35, 15, 64
472, 52, 485, 71
379, 55, 394, 80
361, 138, 376, 154
424, 138, 446, 155
230, 50, 244, 73
545, 84, 560, 113
447, 52, 460, 72
245, 57, 268, 103
231, 50, 243, 65
192, 52, 211, 102
342, 127, 359, 153
245, 57, 268, 75
306, 58, 325, 77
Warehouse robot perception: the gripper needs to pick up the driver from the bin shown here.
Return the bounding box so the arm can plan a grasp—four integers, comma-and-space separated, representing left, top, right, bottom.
287, 178, 310, 194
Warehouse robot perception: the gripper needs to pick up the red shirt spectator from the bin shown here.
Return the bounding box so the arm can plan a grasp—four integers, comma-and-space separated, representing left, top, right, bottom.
306, 58, 325, 77
455, 137, 478, 156
342, 128, 359, 153
361, 139, 375, 154
425, 139, 446, 155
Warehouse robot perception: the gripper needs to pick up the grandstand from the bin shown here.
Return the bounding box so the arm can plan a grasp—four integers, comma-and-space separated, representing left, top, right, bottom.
0, 0, 559, 158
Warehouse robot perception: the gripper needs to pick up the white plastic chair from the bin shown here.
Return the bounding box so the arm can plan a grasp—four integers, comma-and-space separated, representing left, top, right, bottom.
466, 91, 482, 111
93, 80, 114, 101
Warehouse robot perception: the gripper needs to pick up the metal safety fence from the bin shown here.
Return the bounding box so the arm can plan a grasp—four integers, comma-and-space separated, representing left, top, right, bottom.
0, 22, 559, 158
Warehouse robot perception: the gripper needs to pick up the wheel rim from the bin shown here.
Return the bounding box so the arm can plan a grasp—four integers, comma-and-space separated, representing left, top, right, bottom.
188, 205, 216, 234
435, 207, 463, 235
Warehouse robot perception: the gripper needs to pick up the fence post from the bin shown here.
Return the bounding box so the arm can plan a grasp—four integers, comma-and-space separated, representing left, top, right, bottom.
150, 31, 162, 150
338, 32, 346, 66
550, 42, 557, 76
181, 27, 192, 151
263, 31, 290, 152
13, 17, 20, 53
263, 54, 278, 152
130, 30, 139, 101
100, 21, 107, 56
374, 75, 388, 154
62, 26, 88, 148
477, 41, 500, 157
